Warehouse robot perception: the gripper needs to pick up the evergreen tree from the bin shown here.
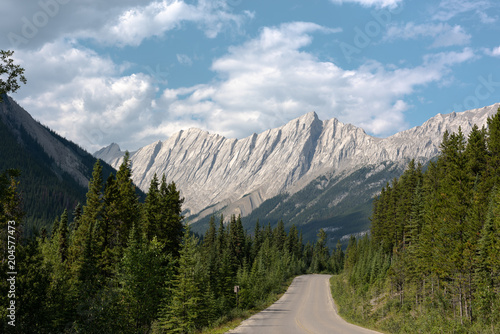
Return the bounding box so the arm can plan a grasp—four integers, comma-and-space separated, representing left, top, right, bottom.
311, 228, 329, 272
228, 215, 246, 270
159, 175, 185, 256
71, 202, 82, 232
15, 240, 51, 333
57, 209, 69, 263
273, 220, 286, 251
114, 152, 141, 249
118, 226, 170, 333
474, 187, 500, 326
144, 173, 161, 241
486, 107, 500, 186
158, 228, 202, 333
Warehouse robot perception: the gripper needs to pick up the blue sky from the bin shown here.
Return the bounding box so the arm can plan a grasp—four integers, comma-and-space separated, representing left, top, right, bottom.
1, 0, 499, 152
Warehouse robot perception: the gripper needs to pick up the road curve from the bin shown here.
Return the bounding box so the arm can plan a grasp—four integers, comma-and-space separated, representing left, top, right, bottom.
227, 274, 382, 334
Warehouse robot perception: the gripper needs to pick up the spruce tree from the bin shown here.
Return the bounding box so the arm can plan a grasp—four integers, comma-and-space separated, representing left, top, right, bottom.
115, 152, 141, 249
486, 107, 500, 185
57, 209, 69, 263
118, 226, 169, 333
162, 180, 185, 257
475, 187, 500, 325
144, 173, 161, 241
159, 228, 201, 333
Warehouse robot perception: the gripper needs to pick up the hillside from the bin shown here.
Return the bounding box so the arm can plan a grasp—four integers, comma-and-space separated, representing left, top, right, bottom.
0, 94, 118, 233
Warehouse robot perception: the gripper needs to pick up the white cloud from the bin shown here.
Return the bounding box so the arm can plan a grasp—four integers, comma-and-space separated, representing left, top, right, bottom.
385, 23, 471, 48
80, 0, 251, 47
10, 21, 477, 152
14, 40, 158, 152
153, 23, 475, 140
177, 54, 193, 66
329, 0, 402, 8
0, 0, 251, 50
484, 46, 500, 57
432, 0, 495, 23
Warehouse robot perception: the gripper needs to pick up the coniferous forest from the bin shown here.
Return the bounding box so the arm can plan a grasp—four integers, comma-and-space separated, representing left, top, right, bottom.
0, 151, 344, 333
1, 109, 499, 334
332, 108, 500, 333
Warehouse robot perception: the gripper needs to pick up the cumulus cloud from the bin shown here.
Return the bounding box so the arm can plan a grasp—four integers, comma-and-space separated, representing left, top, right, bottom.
13, 40, 158, 152
153, 22, 475, 140
9, 21, 477, 152
385, 23, 471, 48
484, 46, 500, 57
0, 0, 251, 50
85, 0, 251, 47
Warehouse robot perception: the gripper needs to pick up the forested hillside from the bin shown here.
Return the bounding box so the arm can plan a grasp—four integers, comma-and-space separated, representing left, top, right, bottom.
0, 152, 345, 333
0, 95, 118, 234
332, 108, 500, 333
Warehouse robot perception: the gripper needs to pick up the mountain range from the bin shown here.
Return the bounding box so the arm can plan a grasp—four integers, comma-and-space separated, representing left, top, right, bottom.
95, 103, 500, 244
0, 94, 117, 233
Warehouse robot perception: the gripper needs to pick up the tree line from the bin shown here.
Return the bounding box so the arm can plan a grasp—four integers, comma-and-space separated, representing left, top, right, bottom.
0, 151, 346, 333
335, 108, 500, 333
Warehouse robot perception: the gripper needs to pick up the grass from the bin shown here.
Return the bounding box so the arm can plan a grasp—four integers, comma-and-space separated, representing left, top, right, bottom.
198, 276, 296, 334
329, 275, 500, 334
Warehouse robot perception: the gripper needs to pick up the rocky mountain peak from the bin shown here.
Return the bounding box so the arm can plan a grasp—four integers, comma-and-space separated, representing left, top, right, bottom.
95, 103, 500, 222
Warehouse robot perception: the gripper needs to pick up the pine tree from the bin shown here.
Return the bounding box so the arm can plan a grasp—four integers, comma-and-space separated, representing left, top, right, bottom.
486, 107, 500, 186
273, 220, 286, 251
312, 228, 329, 272
68, 161, 103, 281
330, 240, 345, 274
474, 187, 500, 326
159, 228, 201, 333
118, 226, 170, 333
0, 169, 24, 255
285, 224, 300, 258
159, 176, 185, 256
228, 215, 245, 270
98, 173, 120, 278
144, 173, 161, 241
71, 202, 82, 232
114, 152, 141, 249
57, 209, 69, 263
15, 239, 51, 333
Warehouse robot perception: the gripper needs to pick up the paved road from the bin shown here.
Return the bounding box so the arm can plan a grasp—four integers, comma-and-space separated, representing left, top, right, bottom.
227, 274, 382, 334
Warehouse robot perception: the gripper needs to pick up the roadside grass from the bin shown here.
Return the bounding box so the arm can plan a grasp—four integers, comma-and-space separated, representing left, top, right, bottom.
199, 276, 296, 334
330, 274, 385, 333
329, 275, 500, 334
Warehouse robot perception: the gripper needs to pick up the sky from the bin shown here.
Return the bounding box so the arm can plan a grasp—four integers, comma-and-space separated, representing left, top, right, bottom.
1, 0, 499, 152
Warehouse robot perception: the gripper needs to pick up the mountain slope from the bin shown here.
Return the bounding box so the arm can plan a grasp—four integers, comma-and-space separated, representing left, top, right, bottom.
0, 94, 117, 233
96, 103, 500, 236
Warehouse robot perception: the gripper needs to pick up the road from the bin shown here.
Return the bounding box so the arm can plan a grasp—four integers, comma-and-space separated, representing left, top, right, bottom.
227, 274, 382, 334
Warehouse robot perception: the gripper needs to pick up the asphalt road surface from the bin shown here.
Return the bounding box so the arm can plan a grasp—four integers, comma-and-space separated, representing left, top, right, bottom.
227, 274, 382, 334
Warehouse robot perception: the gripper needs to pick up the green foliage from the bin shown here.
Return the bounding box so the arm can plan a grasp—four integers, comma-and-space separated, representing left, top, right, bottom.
0, 50, 27, 101
340, 107, 500, 333
0, 100, 118, 235
2, 142, 348, 333
118, 227, 171, 333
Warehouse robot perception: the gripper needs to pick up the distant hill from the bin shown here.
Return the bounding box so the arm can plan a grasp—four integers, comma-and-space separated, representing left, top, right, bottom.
0, 94, 121, 234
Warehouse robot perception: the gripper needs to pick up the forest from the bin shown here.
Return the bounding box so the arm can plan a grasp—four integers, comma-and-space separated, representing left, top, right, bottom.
0, 152, 344, 333
2, 109, 499, 334
332, 108, 500, 333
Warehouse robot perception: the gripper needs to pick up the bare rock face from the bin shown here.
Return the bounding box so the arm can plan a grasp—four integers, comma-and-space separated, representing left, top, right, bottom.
1, 95, 90, 187
96, 103, 500, 221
